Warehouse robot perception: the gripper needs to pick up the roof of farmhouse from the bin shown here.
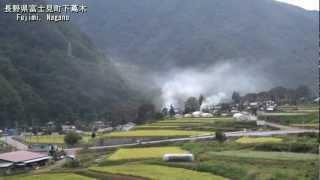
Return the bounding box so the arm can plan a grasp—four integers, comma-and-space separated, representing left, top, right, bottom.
0, 151, 49, 163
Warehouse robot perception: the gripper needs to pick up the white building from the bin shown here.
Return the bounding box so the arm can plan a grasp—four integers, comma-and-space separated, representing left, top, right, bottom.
116, 122, 136, 131
62, 125, 76, 133
97, 127, 113, 133
233, 112, 256, 121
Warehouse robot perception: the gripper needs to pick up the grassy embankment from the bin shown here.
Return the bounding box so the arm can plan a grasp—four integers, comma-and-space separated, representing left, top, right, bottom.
259, 105, 319, 128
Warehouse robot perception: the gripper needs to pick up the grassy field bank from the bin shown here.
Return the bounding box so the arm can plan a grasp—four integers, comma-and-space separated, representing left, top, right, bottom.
90, 164, 227, 180
236, 137, 283, 144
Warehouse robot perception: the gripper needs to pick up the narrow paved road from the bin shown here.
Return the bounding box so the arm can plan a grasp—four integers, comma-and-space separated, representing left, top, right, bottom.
0, 136, 28, 150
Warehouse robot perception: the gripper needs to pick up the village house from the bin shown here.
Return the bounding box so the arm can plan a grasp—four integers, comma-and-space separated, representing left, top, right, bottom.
62, 124, 76, 133
116, 122, 136, 131
97, 127, 113, 133
92, 121, 106, 130
0, 151, 51, 175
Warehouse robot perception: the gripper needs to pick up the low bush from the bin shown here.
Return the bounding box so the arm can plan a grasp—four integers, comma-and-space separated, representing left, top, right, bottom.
253, 143, 318, 153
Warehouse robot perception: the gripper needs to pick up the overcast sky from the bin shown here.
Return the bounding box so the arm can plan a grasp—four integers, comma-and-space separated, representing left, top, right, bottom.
275, 0, 319, 10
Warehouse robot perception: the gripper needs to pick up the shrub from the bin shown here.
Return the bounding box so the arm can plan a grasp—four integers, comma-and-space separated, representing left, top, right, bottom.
215, 131, 226, 143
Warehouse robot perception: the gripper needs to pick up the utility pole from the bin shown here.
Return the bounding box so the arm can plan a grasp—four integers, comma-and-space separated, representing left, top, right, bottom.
67, 42, 72, 57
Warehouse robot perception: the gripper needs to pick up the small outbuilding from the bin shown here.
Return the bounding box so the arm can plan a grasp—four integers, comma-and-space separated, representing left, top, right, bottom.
163, 153, 194, 162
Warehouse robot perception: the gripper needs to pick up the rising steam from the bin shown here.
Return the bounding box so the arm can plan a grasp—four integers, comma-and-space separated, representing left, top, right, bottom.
113, 56, 275, 110
157, 60, 273, 109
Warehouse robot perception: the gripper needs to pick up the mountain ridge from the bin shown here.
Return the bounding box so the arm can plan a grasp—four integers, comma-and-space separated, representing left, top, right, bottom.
74, 0, 317, 90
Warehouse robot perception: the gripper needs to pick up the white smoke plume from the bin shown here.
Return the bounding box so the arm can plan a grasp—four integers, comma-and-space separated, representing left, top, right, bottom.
200, 92, 227, 111
157, 60, 273, 109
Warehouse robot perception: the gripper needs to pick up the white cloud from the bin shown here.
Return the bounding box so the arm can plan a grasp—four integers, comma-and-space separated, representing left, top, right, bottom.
274, 0, 319, 11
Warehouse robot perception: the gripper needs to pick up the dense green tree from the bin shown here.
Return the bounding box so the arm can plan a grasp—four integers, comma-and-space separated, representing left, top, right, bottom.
64, 132, 82, 146
215, 131, 226, 143
184, 97, 200, 113
91, 132, 96, 139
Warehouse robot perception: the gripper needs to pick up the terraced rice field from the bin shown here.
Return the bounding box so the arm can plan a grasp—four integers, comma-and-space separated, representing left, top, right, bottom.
90, 164, 226, 180
134, 118, 242, 131
236, 137, 283, 144
5, 173, 93, 180
108, 146, 188, 161
25, 135, 91, 144
259, 110, 318, 125
159, 118, 231, 123
104, 130, 212, 138
279, 106, 319, 113
134, 125, 181, 130
25, 135, 65, 144
208, 150, 318, 161
259, 112, 308, 116
290, 123, 319, 129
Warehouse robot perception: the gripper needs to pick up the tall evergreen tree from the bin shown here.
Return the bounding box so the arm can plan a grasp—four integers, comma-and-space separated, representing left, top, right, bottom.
232, 91, 241, 104
169, 105, 176, 118
198, 94, 205, 106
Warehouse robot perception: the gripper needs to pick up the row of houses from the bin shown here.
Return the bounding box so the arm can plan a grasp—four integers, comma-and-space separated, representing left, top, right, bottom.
3, 120, 135, 137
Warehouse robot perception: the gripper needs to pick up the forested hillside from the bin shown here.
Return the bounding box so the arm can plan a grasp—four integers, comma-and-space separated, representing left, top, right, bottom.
0, 1, 142, 128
